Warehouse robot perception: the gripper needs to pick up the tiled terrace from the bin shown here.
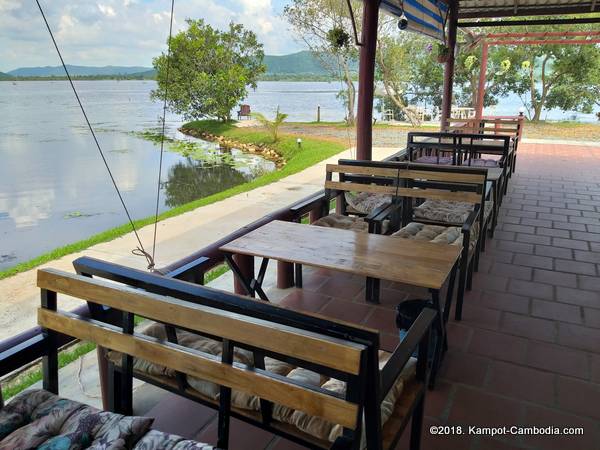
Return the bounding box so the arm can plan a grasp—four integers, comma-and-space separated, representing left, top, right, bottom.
124, 142, 600, 449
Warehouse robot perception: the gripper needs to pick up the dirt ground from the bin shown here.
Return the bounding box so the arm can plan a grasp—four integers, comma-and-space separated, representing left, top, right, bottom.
278, 121, 600, 147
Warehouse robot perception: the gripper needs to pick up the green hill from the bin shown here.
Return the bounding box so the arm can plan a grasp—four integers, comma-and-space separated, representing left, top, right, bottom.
264, 51, 357, 76
0, 72, 12, 80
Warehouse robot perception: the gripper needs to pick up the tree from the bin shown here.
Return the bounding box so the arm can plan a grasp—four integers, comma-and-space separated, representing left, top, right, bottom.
505, 22, 600, 121
152, 19, 265, 122
284, 0, 361, 125
252, 106, 288, 142
376, 19, 430, 126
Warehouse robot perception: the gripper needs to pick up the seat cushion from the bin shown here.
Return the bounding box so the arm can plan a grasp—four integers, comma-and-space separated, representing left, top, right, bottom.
108, 324, 417, 445
414, 199, 493, 224
344, 192, 391, 215
312, 213, 370, 233
133, 429, 215, 449
414, 156, 453, 165
0, 390, 153, 449
469, 158, 499, 167
392, 222, 463, 246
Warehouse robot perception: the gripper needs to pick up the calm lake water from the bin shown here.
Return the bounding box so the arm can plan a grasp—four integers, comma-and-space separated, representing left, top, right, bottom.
0, 80, 284, 271
0, 79, 597, 271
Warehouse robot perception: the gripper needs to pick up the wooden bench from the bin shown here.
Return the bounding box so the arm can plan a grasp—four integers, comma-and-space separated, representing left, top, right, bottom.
36, 262, 437, 450
335, 160, 490, 321
443, 117, 523, 175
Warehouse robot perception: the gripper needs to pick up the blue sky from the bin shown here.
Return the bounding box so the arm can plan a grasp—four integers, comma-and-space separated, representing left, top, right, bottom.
0, 0, 304, 72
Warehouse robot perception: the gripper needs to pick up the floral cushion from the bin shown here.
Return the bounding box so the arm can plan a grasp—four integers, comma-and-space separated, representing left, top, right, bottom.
392, 222, 478, 254
469, 158, 500, 167
107, 324, 417, 445
312, 213, 389, 234
132, 430, 214, 450
414, 199, 494, 224
0, 390, 153, 450
344, 192, 391, 215
414, 156, 453, 165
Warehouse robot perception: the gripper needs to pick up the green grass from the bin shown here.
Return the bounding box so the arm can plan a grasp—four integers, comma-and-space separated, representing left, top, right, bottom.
0, 121, 344, 281
1, 341, 96, 400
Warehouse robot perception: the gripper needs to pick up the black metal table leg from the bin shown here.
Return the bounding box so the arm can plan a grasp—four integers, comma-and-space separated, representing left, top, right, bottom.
428, 288, 446, 389
365, 277, 380, 303
224, 254, 270, 301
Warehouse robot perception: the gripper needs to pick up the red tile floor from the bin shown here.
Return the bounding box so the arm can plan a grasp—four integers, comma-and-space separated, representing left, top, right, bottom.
146, 143, 600, 450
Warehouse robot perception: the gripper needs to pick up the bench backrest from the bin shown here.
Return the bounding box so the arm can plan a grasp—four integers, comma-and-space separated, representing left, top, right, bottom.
239, 104, 251, 115
328, 161, 485, 205
407, 131, 511, 166
444, 117, 522, 142
37, 268, 371, 437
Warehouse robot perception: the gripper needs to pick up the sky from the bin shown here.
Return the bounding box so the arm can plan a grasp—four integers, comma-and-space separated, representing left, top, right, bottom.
0, 0, 304, 72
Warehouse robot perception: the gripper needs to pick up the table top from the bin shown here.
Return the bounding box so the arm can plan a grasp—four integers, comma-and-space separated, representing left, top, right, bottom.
220, 220, 462, 290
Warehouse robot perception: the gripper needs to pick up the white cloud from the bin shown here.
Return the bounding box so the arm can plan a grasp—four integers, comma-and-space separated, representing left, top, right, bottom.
97, 3, 116, 17
0, 0, 303, 72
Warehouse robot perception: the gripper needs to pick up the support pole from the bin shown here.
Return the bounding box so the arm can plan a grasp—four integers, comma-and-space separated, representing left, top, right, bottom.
440, 1, 458, 130
233, 254, 254, 295
356, 0, 380, 161
476, 42, 489, 120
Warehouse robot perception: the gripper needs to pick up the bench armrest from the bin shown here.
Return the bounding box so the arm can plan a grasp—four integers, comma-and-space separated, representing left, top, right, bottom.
461, 207, 480, 236
379, 308, 437, 399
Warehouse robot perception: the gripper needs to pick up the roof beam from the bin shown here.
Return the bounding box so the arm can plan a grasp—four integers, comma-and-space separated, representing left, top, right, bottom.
458, 4, 599, 19
458, 16, 600, 28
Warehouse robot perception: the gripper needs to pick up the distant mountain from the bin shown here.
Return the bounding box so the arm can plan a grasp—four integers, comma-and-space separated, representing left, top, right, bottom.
5, 52, 357, 80
0, 72, 12, 80
7, 65, 152, 77
264, 51, 357, 75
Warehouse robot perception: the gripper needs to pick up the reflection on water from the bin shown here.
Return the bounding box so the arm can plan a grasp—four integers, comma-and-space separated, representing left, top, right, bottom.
0, 80, 275, 271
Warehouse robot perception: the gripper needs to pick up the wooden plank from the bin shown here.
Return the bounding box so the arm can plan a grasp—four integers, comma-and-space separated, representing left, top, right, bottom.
220, 221, 461, 290
330, 164, 486, 184
325, 180, 398, 195
325, 181, 481, 203
326, 163, 398, 178
38, 309, 359, 429
37, 269, 365, 375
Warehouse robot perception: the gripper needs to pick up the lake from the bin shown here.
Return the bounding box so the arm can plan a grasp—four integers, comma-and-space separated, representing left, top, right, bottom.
0, 80, 284, 271
0, 79, 598, 271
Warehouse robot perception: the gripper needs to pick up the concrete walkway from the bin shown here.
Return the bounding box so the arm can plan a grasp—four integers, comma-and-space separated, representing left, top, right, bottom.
0, 146, 396, 340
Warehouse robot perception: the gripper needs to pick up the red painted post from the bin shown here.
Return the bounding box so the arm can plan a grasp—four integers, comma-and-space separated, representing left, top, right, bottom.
440, 1, 458, 130
355, 0, 380, 161
277, 261, 294, 288
476, 42, 489, 120
233, 254, 254, 295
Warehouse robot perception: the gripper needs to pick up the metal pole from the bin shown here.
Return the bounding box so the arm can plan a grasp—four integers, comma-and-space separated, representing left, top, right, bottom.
317, 105, 321, 123
356, 0, 380, 161
476, 42, 489, 120
440, 1, 458, 130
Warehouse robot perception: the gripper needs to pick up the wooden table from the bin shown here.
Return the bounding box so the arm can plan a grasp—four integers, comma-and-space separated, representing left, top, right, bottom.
220, 220, 462, 386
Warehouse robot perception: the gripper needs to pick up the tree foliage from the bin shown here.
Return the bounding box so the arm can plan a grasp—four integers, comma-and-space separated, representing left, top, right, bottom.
152, 19, 265, 122
284, 0, 361, 125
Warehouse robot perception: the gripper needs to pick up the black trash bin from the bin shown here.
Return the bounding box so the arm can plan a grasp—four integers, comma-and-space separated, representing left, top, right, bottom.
396, 299, 438, 360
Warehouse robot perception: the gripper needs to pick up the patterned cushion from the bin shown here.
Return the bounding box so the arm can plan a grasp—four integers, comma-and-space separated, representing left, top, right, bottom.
107, 324, 417, 445
414, 199, 494, 224
469, 158, 499, 167
132, 430, 214, 450
0, 390, 153, 450
312, 213, 370, 233
344, 192, 391, 215
107, 322, 255, 401
392, 222, 477, 253
312, 213, 389, 234
414, 156, 453, 165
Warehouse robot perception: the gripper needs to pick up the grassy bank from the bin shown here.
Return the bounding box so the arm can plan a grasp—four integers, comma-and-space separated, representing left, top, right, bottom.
0, 121, 345, 280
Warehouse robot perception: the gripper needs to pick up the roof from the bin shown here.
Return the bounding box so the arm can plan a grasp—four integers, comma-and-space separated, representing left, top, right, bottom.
457, 0, 600, 18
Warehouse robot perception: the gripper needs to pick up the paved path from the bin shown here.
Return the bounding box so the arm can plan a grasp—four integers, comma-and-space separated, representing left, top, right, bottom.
0, 147, 395, 340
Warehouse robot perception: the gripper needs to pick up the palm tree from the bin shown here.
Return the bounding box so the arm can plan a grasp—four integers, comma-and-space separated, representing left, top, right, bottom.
252, 106, 288, 142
